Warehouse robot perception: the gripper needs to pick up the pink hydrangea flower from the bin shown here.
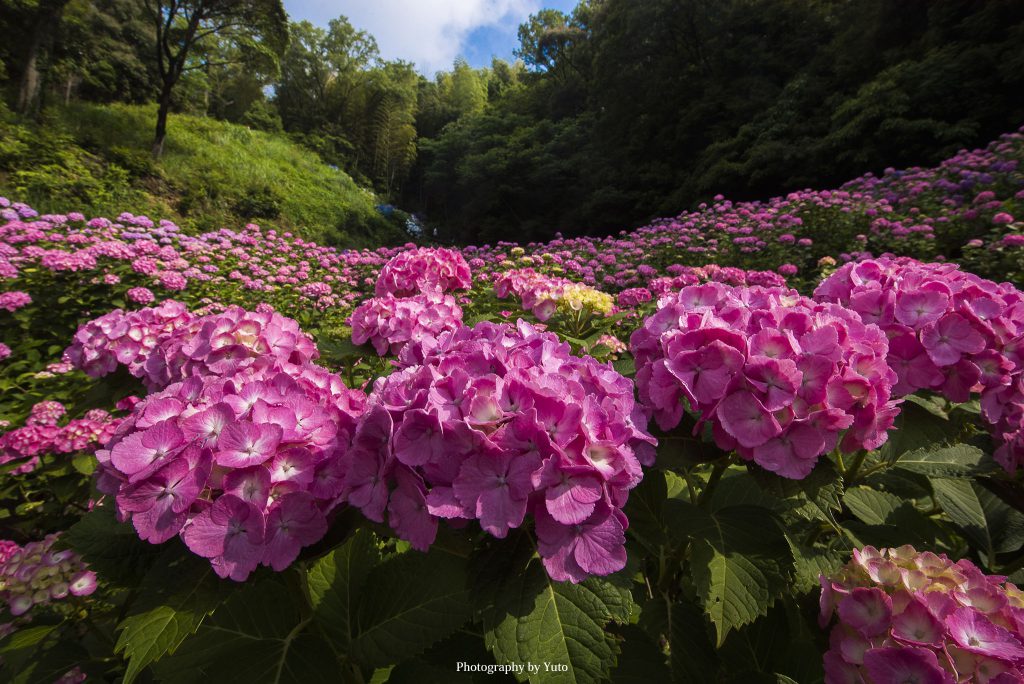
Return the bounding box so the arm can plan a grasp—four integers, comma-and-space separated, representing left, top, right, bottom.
341, 320, 655, 582
126, 287, 155, 304
64, 300, 196, 384
820, 546, 1024, 683
0, 291, 31, 312
815, 258, 1024, 473
95, 313, 365, 581
0, 401, 122, 474
349, 291, 463, 356
632, 283, 899, 479
375, 247, 472, 297
65, 302, 319, 392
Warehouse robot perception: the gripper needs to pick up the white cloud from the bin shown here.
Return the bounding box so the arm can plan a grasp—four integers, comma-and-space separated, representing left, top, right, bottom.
292, 0, 540, 75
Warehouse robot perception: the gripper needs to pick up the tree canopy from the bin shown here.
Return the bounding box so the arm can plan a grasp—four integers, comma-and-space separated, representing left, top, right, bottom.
1, 0, 1022, 241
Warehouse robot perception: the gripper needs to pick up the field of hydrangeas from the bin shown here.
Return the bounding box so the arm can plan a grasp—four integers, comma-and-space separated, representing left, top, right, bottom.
0, 126, 1023, 683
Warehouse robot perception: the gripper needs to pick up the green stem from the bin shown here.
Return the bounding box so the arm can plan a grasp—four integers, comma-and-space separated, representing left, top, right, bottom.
844, 450, 868, 483
855, 462, 890, 480
699, 460, 729, 508
657, 546, 666, 588
681, 469, 699, 504
77, 606, 115, 650
835, 450, 847, 473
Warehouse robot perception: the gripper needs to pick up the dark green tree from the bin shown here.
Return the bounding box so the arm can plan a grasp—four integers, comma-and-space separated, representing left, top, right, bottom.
144, 0, 288, 156
2, 0, 73, 116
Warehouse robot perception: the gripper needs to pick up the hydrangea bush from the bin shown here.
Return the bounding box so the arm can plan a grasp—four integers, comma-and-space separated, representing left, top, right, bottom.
0, 125, 1022, 682
88, 308, 363, 580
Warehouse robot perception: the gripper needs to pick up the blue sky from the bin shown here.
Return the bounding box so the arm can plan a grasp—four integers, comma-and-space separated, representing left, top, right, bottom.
283, 0, 579, 76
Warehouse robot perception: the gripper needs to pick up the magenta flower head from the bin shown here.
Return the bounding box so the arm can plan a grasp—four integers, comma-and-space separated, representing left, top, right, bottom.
820, 546, 1024, 682
617, 287, 653, 308
65, 303, 320, 392
96, 323, 366, 581
151, 306, 320, 388
0, 400, 122, 475
815, 258, 1024, 474
349, 291, 463, 356
631, 283, 899, 479
0, 290, 31, 312
341, 320, 655, 582
126, 287, 155, 304
64, 300, 195, 384
374, 247, 472, 297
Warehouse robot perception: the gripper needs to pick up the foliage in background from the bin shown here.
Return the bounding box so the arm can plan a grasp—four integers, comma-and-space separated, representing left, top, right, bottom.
0, 100, 409, 246
6, 0, 1019, 244
403, 0, 1024, 243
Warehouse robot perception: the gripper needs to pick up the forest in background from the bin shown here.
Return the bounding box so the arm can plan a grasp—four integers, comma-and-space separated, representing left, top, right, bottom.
1, 0, 1023, 245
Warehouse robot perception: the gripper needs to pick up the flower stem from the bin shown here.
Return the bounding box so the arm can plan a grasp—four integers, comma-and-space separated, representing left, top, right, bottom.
700, 460, 729, 508
844, 450, 868, 483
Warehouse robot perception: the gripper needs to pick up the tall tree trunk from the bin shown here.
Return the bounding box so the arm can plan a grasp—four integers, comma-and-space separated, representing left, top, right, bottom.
16, 24, 45, 115
16, 0, 69, 117
152, 85, 173, 158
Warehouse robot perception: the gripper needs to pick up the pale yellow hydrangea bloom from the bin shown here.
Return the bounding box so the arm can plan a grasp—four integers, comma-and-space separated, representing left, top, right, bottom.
556, 284, 614, 315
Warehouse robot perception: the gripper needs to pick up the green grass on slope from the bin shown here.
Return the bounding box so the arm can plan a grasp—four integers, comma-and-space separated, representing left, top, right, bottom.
0, 101, 407, 247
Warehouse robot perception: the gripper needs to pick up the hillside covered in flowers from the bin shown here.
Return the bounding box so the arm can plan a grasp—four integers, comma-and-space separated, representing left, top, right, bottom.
0, 127, 1023, 683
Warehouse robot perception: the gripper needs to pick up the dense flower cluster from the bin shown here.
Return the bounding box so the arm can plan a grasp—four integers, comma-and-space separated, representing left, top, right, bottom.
616, 287, 653, 309
342, 320, 655, 583
814, 258, 1021, 400
0, 401, 122, 474
349, 291, 464, 356
64, 300, 196, 386
648, 264, 787, 298
815, 257, 1024, 473
143, 305, 320, 389
493, 268, 614, 321
820, 546, 1024, 683
0, 290, 31, 312
631, 284, 900, 479
126, 286, 155, 304
0, 209, 397, 329
64, 302, 318, 391
0, 534, 97, 617
374, 246, 472, 297
96, 358, 365, 581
